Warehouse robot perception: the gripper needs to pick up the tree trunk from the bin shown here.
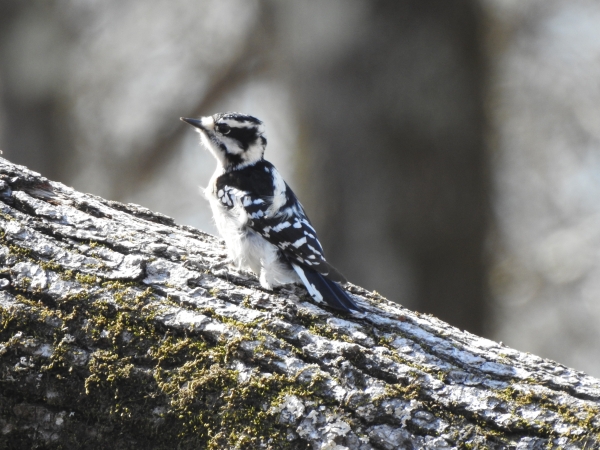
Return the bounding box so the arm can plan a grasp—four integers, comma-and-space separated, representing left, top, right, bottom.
0, 157, 598, 449
285, 0, 489, 336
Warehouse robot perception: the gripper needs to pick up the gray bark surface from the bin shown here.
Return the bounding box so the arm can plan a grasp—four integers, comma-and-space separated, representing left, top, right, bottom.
0, 157, 598, 449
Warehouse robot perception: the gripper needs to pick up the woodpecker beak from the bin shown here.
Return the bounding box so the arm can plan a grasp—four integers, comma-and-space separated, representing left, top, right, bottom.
181, 117, 204, 130
181, 116, 216, 133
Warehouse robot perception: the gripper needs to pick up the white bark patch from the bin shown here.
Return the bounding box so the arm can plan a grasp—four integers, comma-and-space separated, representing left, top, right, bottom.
273, 395, 306, 424
12, 262, 48, 290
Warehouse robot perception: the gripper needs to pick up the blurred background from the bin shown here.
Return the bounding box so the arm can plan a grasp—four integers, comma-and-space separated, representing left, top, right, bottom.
1, 0, 600, 377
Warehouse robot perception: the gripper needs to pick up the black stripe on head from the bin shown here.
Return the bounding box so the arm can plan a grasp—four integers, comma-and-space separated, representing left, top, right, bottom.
227, 126, 260, 151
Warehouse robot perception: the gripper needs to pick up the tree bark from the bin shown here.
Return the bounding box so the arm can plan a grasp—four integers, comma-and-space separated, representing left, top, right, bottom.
0, 157, 598, 449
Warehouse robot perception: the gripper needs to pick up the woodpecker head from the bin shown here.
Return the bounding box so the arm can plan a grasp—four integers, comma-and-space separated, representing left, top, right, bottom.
181, 112, 267, 171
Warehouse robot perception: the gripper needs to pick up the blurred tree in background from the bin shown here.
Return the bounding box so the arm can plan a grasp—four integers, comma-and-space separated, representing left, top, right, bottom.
283, 1, 488, 337
1, 0, 599, 377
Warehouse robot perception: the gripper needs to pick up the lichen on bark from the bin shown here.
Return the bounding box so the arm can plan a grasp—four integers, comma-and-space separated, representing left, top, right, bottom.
0, 157, 599, 449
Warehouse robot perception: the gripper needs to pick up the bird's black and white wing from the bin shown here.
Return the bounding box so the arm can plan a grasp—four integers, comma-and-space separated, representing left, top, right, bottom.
215, 161, 361, 312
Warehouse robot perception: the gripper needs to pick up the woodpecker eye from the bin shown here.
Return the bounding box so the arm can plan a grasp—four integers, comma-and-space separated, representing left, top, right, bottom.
217, 123, 231, 135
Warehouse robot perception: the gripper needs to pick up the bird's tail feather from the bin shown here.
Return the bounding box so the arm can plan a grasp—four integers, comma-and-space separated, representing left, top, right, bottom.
292, 264, 362, 313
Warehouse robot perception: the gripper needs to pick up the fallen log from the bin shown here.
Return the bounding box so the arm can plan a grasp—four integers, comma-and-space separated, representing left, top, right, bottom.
0, 157, 598, 449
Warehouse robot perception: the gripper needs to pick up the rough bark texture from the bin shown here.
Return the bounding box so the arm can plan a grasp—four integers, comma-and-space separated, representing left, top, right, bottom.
0, 157, 598, 450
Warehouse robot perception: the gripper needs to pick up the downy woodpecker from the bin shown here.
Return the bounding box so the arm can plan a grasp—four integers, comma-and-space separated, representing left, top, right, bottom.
181, 112, 361, 313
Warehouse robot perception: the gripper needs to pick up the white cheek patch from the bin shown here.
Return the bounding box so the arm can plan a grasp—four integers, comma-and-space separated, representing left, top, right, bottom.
243, 142, 265, 164
221, 136, 244, 155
